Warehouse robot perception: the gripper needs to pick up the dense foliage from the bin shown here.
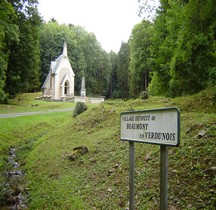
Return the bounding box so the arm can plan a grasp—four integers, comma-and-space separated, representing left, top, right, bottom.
148, 0, 216, 97
0, 0, 215, 103
0, 0, 41, 103
129, 20, 153, 97
115, 42, 130, 98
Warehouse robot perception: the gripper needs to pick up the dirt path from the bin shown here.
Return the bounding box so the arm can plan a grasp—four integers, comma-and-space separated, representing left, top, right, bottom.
0, 108, 74, 118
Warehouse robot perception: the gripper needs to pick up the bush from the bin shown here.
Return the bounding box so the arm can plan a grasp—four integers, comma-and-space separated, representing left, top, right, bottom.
140, 91, 149, 99
0, 91, 8, 104
208, 67, 216, 86
73, 102, 87, 117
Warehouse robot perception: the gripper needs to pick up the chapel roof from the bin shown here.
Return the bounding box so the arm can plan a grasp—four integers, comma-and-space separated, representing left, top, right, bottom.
41, 42, 74, 89
52, 42, 68, 73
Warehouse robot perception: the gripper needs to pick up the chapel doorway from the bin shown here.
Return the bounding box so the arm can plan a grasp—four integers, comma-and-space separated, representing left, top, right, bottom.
64, 81, 69, 95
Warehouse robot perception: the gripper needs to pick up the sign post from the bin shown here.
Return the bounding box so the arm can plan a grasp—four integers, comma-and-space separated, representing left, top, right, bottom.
120, 107, 180, 210
160, 145, 168, 209
129, 141, 135, 210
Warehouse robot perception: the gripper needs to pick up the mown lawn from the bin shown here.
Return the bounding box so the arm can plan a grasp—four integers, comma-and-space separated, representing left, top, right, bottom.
0, 92, 74, 114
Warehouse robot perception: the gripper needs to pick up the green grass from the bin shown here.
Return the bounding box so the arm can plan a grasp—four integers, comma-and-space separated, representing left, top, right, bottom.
0, 92, 74, 114
0, 88, 215, 209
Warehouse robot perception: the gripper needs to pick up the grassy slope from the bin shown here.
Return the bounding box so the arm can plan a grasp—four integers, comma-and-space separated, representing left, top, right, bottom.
0, 88, 215, 209
0, 112, 74, 204
0, 93, 75, 206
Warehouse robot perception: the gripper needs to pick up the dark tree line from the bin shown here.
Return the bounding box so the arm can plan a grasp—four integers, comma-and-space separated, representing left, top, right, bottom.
0, 0, 41, 103
0, 0, 215, 103
132, 0, 216, 97
113, 0, 215, 98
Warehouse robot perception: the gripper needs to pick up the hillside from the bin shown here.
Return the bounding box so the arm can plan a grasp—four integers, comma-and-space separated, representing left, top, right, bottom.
0, 88, 215, 209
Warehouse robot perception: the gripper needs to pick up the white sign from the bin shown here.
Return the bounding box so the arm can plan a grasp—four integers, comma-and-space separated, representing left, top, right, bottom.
120, 108, 180, 146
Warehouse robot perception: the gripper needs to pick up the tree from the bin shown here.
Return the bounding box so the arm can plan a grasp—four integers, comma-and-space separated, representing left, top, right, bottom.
107, 51, 118, 98
138, 0, 159, 21
0, 1, 19, 102
147, 0, 216, 96
147, 0, 174, 96
71, 28, 111, 96
0, 0, 41, 101
115, 42, 130, 99
5, 1, 41, 97
168, 0, 216, 95
129, 20, 153, 98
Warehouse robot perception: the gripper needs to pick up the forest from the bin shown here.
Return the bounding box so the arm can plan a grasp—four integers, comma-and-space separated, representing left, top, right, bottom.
0, 0, 215, 103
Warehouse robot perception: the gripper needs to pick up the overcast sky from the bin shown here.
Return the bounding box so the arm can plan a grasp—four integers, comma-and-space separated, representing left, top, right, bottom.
37, 0, 143, 52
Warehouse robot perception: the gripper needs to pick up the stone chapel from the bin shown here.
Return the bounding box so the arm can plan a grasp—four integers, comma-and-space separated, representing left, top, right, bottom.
42, 42, 75, 100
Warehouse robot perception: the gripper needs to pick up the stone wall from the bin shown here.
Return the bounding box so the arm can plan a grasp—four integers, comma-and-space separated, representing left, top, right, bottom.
74, 96, 104, 104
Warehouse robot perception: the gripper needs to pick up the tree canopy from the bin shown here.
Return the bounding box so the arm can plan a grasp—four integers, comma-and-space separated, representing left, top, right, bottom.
0, 0, 41, 102
148, 0, 216, 96
129, 20, 153, 98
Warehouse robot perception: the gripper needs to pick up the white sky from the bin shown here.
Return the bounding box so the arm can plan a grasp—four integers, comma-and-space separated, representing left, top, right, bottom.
37, 0, 143, 53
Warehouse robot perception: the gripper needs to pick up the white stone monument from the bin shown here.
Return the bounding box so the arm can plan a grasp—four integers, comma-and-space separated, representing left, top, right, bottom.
80, 77, 86, 97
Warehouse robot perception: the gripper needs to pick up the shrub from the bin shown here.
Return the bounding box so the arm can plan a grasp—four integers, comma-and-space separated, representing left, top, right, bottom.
140, 91, 149, 99
73, 102, 87, 117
